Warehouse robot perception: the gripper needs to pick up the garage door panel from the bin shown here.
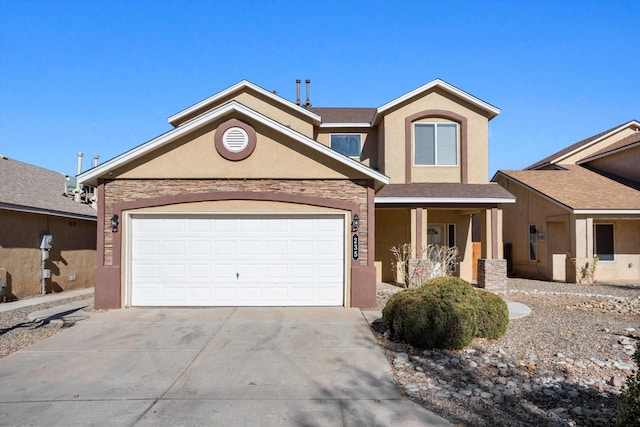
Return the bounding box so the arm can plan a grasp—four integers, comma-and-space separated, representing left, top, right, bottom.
131, 215, 344, 306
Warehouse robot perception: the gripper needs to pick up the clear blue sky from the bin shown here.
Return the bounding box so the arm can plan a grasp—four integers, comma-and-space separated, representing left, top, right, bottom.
1, 0, 638, 178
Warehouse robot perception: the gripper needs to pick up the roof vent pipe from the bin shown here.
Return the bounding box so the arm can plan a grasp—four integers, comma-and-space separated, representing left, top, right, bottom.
305, 79, 311, 108
93, 154, 99, 167
74, 152, 83, 202
295, 79, 301, 106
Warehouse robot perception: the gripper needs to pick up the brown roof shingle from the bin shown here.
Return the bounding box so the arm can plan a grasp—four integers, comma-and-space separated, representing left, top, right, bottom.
376, 183, 515, 201
497, 165, 640, 210
0, 156, 97, 219
307, 107, 376, 124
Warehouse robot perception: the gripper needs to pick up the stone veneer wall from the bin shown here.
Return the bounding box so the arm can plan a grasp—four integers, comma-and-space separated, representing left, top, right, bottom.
477, 259, 507, 292
101, 178, 371, 268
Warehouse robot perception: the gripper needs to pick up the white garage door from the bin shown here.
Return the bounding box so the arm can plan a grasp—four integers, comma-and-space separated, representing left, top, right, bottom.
129, 214, 345, 306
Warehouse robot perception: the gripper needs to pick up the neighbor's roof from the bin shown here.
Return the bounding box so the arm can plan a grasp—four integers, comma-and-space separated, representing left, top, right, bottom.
0, 156, 97, 220
527, 120, 640, 169
375, 183, 515, 205
495, 165, 640, 213
577, 131, 640, 164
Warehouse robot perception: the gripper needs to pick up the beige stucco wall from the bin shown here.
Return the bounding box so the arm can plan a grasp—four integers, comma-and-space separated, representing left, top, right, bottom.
315, 128, 379, 168
495, 176, 571, 281
590, 219, 640, 281
0, 210, 96, 299
375, 209, 410, 283
586, 145, 640, 182
173, 89, 315, 137
113, 116, 367, 181
379, 88, 490, 184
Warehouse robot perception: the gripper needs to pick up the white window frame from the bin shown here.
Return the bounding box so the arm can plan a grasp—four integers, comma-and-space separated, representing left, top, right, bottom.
413, 122, 459, 166
330, 134, 362, 158
593, 223, 615, 261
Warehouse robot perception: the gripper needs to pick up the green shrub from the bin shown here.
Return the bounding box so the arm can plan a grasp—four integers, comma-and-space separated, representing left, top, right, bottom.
617, 342, 640, 427
382, 277, 509, 350
474, 290, 509, 339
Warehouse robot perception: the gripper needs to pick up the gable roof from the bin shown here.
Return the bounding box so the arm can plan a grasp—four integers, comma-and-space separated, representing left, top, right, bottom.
373, 79, 500, 123
527, 120, 640, 169
0, 156, 97, 220
78, 101, 389, 188
577, 131, 640, 164
494, 165, 640, 213
167, 80, 321, 127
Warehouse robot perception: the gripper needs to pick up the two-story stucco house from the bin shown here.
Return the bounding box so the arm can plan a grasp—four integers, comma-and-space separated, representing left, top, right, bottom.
493, 120, 640, 283
78, 79, 514, 309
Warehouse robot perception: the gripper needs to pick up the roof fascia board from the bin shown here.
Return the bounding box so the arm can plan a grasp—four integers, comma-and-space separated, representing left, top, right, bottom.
493, 171, 574, 212
79, 101, 389, 186
546, 120, 640, 166
319, 123, 371, 128
375, 197, 515, 204
573, 209, 640, 215
576, 141, 640, 165
373, 79, 500, 124
0, 203, 97, 221
168, 80, 321, 126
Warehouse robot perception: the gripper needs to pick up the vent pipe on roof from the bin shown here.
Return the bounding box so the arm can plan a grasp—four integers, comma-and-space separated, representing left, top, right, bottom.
74, 152, 83, 202
90, 154, 99, 209
295, 79, 301, 106
305, 79, 311, 108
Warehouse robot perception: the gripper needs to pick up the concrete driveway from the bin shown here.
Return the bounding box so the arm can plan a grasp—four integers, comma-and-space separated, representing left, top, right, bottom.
0, 307, 450, 426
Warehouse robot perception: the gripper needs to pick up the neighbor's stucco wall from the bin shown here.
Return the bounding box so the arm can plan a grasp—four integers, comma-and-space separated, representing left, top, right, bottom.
590, 219, 640, 281
560, 127, 639, 166
495, 175, 571, 281
585, 145, 640, 183
379, 88, 490, 184
0, 210, 96, 299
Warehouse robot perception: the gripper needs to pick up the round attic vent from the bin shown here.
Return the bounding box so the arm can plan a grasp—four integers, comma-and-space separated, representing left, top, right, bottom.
214, 118, 257, 161
222, 127, 249, 152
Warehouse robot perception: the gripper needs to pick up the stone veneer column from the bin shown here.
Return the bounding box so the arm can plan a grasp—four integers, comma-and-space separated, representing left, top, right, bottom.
477, 259, 507, 292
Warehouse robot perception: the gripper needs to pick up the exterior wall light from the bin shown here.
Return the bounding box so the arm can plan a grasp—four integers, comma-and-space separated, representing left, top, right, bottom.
111, 214, 119, 232
351, 214, 359, 232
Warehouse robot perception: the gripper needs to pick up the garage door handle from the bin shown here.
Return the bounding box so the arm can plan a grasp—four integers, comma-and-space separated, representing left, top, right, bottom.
236, 273, 239, 280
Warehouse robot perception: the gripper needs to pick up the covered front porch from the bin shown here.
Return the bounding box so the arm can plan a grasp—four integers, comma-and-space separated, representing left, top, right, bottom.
374, 183, 515, 286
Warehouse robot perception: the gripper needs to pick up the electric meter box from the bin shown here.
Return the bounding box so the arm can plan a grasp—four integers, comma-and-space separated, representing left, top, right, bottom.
40, 234, 53, 250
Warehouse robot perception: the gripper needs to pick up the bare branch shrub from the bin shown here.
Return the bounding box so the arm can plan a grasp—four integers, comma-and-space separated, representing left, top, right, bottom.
390, 243, 460, 288
568, 254, 599, 285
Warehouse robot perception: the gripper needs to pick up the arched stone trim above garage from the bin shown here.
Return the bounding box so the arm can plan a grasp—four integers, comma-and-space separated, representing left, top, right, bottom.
95, 178, 375, 309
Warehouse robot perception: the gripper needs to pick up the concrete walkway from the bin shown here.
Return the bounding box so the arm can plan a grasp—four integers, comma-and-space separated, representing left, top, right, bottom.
0, 307, 450, 426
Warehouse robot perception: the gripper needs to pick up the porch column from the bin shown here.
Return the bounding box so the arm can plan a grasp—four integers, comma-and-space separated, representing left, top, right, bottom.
575, 217, 593, 264
411, 208, 428, 255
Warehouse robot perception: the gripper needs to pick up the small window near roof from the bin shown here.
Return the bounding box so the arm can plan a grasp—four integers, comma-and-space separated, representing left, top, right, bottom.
594, 224, 614, 261
330, 134, 361, 157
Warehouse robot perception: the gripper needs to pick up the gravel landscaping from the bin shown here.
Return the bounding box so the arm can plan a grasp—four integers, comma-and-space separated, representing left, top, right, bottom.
371, 278, 640, 426
1, 279, 638, 426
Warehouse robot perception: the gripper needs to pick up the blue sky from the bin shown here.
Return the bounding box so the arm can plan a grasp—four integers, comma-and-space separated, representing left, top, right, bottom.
1, 0, 638, 178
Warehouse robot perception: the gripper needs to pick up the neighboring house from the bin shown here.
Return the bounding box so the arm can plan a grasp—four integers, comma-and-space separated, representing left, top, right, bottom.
493, 120, 640, 283
78, 79, 514, 309
0, 156, 97, 300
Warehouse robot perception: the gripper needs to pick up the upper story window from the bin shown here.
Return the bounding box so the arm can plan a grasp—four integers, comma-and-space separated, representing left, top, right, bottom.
414, 123, 458, 166
330, 134, 361, 158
